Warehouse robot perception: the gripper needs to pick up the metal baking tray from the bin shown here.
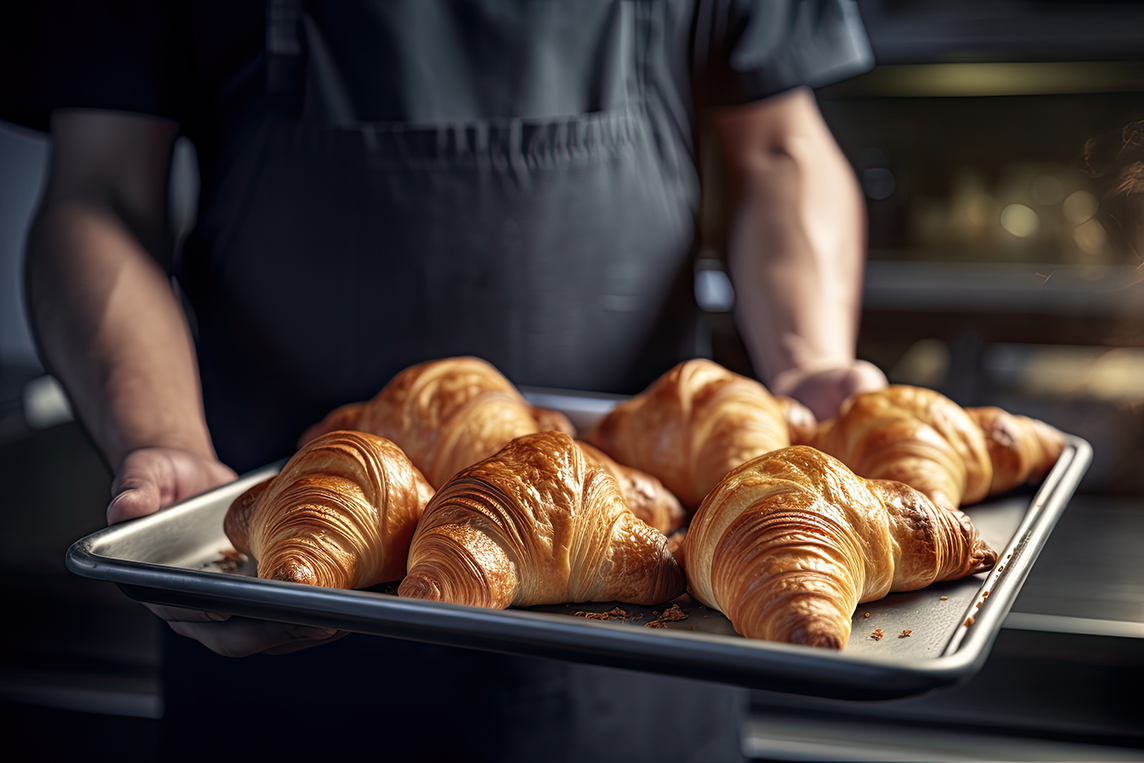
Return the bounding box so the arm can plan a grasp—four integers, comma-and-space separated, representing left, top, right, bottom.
65, 389, 1092, 701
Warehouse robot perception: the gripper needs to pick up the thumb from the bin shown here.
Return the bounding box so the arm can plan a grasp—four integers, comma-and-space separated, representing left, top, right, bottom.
108, 481, 161, 524
108, 453, 168, 524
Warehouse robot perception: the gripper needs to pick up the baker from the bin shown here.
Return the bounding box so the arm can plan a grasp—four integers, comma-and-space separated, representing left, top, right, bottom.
19, 1, 886, 759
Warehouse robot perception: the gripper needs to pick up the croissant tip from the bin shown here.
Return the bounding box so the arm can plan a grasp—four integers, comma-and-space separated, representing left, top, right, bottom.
787, 627, 846, 651
268, 559, 320, 587
397, 573, 444, 602
974, 544, 1001, 573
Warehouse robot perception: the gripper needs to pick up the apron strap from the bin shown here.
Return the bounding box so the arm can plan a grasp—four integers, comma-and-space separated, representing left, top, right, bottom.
266, 0, 304, 114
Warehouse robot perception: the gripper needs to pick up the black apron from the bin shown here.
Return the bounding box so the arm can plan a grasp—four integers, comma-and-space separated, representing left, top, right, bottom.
179, 0, 702, 474
165, 3, 745, 761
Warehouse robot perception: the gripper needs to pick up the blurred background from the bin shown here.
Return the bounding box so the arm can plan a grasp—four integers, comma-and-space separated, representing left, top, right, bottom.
2, 1, 1142, 760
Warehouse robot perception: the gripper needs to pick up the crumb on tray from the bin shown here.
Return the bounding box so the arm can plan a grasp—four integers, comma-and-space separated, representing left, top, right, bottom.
645, 604, 689, 629
213, 548, 246, 573
573, 607, 643, 622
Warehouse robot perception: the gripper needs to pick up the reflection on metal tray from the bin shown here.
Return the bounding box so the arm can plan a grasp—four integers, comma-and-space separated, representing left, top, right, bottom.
65, 390, 1092, 701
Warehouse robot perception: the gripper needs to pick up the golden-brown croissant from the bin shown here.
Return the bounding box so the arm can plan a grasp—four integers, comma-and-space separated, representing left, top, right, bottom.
300, 357, 575, 489
965, 406, 1067, 496
576, 440, 686, 534
583, 359, 792, 509
224, 430, 434, 588
812, 386, 1065, 507
681, 445, 997, 649
398, 431, 685, 609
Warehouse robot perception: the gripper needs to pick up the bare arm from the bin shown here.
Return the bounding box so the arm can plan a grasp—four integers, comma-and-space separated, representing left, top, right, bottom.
26, 111, 217, 478
25, 110, 339, 655
709, 87, 885, 418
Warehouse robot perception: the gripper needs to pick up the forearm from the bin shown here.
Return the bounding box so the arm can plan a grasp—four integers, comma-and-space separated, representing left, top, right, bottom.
713, 89, 868, 389
26, 200, 216, 469
727, 142, 866, 386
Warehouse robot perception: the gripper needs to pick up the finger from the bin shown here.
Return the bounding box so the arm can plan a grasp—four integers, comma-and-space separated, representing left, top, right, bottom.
841, 360, 888, 399
109, 452, 174, 523
144, 603, 230, 623
107, 483, 162, 524
166, 618, 345, 658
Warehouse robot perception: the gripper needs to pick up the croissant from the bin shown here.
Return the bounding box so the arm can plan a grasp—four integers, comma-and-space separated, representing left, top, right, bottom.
583, 359, 793, 509
224, 430, 434, 588
300, 357, 575, 489
812, 386, 1065, 508
965, 406, 1067, 496
681, 445, 997, 649
576, 440, 686, 533
398, 431, 685, 609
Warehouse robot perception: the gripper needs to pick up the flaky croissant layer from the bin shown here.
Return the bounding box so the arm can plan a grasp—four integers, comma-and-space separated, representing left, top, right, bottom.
576, 440, 686, 534
584, 358, 795, 510
300, 356, 575, 489
399, 431, 685, 609
224, 431, 434, 589
681, 446, 997, 650
812, 386, 1066, 508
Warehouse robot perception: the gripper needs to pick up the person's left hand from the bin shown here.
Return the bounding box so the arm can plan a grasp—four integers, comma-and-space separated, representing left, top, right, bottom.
147, 605, 348, 657
108, 447, 347, 656
771, 360, 887, 421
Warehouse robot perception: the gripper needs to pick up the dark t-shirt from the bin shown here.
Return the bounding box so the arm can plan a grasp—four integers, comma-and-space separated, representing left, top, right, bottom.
6, 1, 872, 152
7, 1, 872, 471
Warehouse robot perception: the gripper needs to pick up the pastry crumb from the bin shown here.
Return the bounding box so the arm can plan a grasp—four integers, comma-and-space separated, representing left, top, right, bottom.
573, 607, 642, 622
213, 548, 245, 573
645, 604, 688, 628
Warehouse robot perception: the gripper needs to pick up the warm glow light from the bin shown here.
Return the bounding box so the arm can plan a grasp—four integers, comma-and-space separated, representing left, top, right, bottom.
1000, 204, 1039, 238
839, 63, 1144, 98
1003, 346, 1144, 402
1074, 218, 1108, 255
890, 339, 950, 388
1063, 190, 1098, 224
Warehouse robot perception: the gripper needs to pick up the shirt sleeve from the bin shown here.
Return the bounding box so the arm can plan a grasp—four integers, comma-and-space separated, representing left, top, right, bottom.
0, 0, 193, 132
693, 0, 874, 109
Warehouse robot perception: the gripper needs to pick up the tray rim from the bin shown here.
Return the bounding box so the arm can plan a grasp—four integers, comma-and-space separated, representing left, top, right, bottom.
65, 419, 1092, 700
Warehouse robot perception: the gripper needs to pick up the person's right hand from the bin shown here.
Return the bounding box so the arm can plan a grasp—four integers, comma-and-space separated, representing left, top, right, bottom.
109, 447, 347, 656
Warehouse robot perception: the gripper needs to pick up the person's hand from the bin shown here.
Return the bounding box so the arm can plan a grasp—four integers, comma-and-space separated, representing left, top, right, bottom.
147, 604, 347, 657
108, 446, 238, 523
109, 447, 347, 657
771, 360, 888, 422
